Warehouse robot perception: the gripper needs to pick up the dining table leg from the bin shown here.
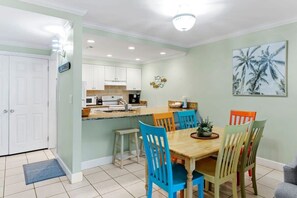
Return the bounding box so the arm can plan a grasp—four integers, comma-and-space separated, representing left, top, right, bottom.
185, 158, 195, 198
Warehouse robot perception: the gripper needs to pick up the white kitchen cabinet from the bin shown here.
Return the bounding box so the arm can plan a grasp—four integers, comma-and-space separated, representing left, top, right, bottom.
104, 66, 127, 85
0, 55, 48, 156
126, 68, 142, 90
82, 64, 105, 90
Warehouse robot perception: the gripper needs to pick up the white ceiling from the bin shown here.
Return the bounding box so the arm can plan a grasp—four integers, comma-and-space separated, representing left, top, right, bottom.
83, 33, 185, 64
4, 0, 297, 63
0, 5, 67, 49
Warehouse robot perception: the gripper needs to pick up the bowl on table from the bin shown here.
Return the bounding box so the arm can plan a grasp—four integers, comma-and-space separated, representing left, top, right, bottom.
169, 102, 182, 108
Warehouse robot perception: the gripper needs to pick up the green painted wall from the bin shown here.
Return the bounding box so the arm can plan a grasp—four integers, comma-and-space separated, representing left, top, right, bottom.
0, 0, 83, 174
142, 22, 297, 164
82, 116, 153, 161
0, 45, 50, 56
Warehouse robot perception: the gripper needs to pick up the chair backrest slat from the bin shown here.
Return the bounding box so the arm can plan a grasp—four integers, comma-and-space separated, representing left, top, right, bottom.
216, 123, 250, 179
153, 112, 176, 132
229, 110, 256, 125
241, 120, 266, 170
139, 121, 173, 187
177, 110, 198, 129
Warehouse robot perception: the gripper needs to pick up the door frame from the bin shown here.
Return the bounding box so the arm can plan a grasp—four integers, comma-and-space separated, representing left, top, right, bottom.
0, 51, 57, 151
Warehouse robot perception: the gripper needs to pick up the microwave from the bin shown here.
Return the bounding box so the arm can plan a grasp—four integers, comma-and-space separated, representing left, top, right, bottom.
86, 96, 97, 106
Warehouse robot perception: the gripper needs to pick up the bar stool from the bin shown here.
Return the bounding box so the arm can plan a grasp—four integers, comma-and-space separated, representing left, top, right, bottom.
112, 128, 140, 169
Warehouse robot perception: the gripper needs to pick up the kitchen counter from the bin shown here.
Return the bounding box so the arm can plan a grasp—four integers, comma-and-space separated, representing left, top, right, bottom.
82, 107, 186, 120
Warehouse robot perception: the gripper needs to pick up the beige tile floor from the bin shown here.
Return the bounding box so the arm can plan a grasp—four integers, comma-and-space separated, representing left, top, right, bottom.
0, 150, 282, 198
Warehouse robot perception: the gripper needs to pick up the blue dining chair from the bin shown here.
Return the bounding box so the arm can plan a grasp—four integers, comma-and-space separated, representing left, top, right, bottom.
139, 121, 204, 198
177, 110, 199, 129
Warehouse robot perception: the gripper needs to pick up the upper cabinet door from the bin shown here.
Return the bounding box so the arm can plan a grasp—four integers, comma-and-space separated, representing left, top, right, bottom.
82, 64, 94, 90
82, 64, 105, 90
115, 67, 127, 82
93, 65, 105, 90
126, 68, 141, 90
104, 66, 116, 81
0, 55, 9, 156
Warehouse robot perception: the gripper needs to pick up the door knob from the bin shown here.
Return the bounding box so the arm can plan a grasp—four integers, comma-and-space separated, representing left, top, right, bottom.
10, 109, 14, 113
3, 110, 8, 113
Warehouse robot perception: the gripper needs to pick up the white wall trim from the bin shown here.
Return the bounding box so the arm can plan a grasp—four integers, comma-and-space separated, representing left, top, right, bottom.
188, 18, 297, 48
0, 51, 50, 59
19, 0, 87, 16
81, 156, 113, 170
54, 152, 83, 183
256, 157, 285, 171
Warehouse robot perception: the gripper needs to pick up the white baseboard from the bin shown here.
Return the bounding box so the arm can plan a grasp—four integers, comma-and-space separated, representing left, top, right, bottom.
256, 157, 285, 171
81, 156, 113, 170
81, 150, 140, 170
53, 152, 83, 183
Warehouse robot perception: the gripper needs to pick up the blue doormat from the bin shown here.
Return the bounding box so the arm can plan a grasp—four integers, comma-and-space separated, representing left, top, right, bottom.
23, 159, 66, 185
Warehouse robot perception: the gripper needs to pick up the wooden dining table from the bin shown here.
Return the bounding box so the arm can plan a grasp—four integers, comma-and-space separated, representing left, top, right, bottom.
144, 126, 224, 198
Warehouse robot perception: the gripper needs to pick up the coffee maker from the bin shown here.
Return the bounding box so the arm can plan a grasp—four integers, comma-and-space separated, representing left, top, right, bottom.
129, 93, 140, 104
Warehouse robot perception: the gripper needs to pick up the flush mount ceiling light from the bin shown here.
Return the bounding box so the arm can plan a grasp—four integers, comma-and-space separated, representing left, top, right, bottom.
128, 46, 135, 50
160, 52, 166, 55
172, 13, 196, 31
87, 40, 95, 43
107, 54, 112, 57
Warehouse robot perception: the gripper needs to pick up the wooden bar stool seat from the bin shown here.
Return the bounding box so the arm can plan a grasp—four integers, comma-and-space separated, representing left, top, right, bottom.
112, 128, 140, 169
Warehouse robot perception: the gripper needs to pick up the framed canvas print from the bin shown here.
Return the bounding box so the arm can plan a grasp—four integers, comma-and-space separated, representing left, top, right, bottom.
232, 41, 287, 96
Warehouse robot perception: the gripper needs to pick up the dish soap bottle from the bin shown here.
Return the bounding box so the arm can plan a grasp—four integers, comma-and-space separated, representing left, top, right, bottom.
182, 96, 187, 109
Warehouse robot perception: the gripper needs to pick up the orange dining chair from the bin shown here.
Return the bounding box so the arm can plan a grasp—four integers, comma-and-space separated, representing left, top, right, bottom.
229, 110, 256, 125
230, 110, 257, 178
152, 112, 176, 132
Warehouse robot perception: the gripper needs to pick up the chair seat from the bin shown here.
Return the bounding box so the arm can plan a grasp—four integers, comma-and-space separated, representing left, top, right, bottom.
152, 163, 203, 191
195, 157, 216, 178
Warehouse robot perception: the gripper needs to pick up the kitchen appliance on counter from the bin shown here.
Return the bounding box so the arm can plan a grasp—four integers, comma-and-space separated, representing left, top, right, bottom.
102, 95, 123, 105
86, 96, 97, 106
129, 93, 140, 104
97, 97, 103, 105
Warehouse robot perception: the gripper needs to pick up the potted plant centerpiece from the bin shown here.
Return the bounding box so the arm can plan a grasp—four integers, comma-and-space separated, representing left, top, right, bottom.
197, 117, 213, 137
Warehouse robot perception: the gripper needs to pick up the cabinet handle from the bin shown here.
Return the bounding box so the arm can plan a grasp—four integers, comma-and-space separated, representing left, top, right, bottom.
10, 109, 14, 113
3, 110, 8, 113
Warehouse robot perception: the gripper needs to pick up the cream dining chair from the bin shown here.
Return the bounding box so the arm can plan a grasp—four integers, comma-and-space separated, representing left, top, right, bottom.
195, 123, 250, 198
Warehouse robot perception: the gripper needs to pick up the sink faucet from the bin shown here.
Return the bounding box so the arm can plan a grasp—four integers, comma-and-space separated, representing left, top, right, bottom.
118, 98, 129, 111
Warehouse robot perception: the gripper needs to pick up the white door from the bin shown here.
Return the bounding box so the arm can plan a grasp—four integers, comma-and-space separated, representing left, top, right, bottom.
9, 56, 48, 154
0, 55, 9, 156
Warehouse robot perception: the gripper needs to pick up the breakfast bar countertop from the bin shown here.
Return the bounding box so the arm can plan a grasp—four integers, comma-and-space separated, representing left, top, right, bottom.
82, 107, 186, 121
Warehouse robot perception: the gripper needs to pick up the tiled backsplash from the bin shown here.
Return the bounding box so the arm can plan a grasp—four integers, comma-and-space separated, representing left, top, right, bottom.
87, 85, 139, 102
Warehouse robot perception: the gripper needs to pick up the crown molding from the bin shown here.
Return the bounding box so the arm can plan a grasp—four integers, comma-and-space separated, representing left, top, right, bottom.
0, 40, 50, 50
189, 17, 297, 48
19, 0, 88, 16
83, 55, 143, 65
142, 52, 186, 65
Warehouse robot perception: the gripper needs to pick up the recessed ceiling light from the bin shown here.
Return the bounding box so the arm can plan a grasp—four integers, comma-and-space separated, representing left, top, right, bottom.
107, 54, 112, 57
135, 58, 140, 61
160, 52, 166, 55
128, 46, 135, 50
87, 40, 95, 43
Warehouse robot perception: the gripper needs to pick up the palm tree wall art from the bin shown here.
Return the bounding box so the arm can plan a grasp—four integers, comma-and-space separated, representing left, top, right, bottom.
233, 41, 287, 96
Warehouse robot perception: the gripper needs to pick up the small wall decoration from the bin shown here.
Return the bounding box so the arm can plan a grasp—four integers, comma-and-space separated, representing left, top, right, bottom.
233, 41, 287, 96
150, 76, 167, 88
